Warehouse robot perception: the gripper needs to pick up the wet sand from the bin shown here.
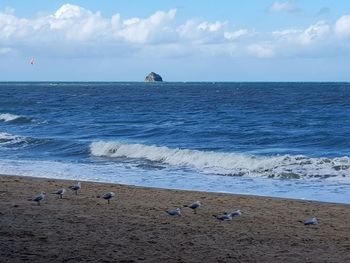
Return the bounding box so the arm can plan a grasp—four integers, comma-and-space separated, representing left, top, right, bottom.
0, 175, 349, 262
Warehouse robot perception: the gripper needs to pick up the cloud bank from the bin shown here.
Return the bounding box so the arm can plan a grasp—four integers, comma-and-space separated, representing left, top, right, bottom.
0, 3, 349, 60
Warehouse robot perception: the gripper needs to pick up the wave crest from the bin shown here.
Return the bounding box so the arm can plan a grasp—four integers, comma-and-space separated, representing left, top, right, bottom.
0, 113, 32, 123
0, 132, 28, 147
90, 141, 350, 179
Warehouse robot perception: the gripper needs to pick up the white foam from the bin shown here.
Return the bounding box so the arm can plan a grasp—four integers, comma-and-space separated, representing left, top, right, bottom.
1, 158, 348, 204
0, 132, 28, 147
0, 113, 24, 122
90, 141, 350, 180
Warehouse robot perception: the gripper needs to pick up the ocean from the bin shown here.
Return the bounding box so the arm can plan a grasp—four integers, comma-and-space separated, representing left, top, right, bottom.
0, 82, 349, 204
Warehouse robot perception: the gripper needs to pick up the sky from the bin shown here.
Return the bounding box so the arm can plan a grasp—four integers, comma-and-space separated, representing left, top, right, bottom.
0, 0, 350, 81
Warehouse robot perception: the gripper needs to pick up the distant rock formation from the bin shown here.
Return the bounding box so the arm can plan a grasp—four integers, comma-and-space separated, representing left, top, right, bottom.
145, 72, 163, 82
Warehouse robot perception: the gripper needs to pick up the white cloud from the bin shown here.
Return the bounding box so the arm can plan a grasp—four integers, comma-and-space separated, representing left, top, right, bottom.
118, 9, 177, 43
272, 28, 302, 39
0, 12, 28, 40
177, 20, 227, 43
0, 4, 177, 45
269, 1, 299, 13
53, 3, 86, 19
0, 4, 348, 60
335, 15, 350, 39
272, 21, 330, 45
224, 29, 250, 40
49, 4, 109, 41
197, 21, 225, 32
298, 21, 330, 44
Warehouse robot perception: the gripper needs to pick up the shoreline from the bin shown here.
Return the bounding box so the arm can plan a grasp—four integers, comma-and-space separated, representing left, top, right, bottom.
1, 174, 350, 262
1, 173, 349, 207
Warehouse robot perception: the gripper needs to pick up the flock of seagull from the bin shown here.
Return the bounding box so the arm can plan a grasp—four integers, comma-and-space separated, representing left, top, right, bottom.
32, 182, 318, 224
166, 201, 243, 221
167, 201, 318, 224
32, 182, 116, 205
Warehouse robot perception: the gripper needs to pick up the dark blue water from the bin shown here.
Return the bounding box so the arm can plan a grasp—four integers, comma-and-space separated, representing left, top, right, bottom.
1, 82, 349, 203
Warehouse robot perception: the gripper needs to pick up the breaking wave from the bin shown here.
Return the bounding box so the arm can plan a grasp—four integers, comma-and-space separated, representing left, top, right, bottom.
0, 113, 32, 123
0, 132, 29, 147
90, 141, 350, 180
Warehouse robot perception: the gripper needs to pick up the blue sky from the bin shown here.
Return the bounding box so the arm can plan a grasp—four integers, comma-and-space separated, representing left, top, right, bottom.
1, 1, 350, 81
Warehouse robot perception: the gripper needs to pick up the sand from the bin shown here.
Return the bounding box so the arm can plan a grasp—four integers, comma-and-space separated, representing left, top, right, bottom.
0, 175, 349, 263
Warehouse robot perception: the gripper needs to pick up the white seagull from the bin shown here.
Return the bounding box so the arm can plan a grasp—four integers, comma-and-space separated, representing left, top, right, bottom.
33, 192, 46, 205
228, 210, 242, 217
166, 208, 182, 217
69, 182, 81, 195
102, 192, 116, 204
184, 201, 201, 214
213, 209, 242, 221
51, 188, 66, 199
213, 213, 233, 221
302, 217, 318, 225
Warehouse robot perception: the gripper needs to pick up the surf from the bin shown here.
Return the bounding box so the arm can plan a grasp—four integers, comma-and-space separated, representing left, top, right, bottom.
0, 113, 32, 123
0, 132, 29, 147
90, 141, 350, 180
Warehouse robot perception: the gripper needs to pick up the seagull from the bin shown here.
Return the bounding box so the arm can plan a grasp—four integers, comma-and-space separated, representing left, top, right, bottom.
213, 209, 242, 221
69, 182, 81, 195
166, 208, 181, 217
300, 217, 318, 225
213, 213, 233, 221
51, 188, 66, 199
184, 201, 201, 214
33, 192, 46, 205
102, 192, 116, 204
228, 210, 242, 217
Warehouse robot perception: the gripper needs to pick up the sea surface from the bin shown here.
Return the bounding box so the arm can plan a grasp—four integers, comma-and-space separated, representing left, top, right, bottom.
0, 82, 349, 204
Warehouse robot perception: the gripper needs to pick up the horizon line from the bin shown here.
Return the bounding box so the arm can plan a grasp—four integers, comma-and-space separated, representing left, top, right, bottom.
0, 81, 349, 83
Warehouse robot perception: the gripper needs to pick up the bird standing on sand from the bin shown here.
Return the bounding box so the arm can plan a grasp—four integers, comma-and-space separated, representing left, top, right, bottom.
213, 210, 242, 221
213, 213, 233, 221
102, 192, 116, 204
69, 182, 81, 195
184, 201, 201, 214
33, 192, 46, 205
300, 217, 318, 225
228, 210, 242, 217
51, 188, 66, 199
166, 208, 181, 217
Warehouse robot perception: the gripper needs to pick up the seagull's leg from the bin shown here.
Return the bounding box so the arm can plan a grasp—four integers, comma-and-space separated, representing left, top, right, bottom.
60, 194, 62, 199
75, 190, 78, 195
37, 201, 40, 206
194, 209, 197, 214
108, 199, 110, 204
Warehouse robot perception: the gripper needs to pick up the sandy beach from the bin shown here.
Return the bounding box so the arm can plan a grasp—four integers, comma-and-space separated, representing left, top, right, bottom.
0, 175, 349, 262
